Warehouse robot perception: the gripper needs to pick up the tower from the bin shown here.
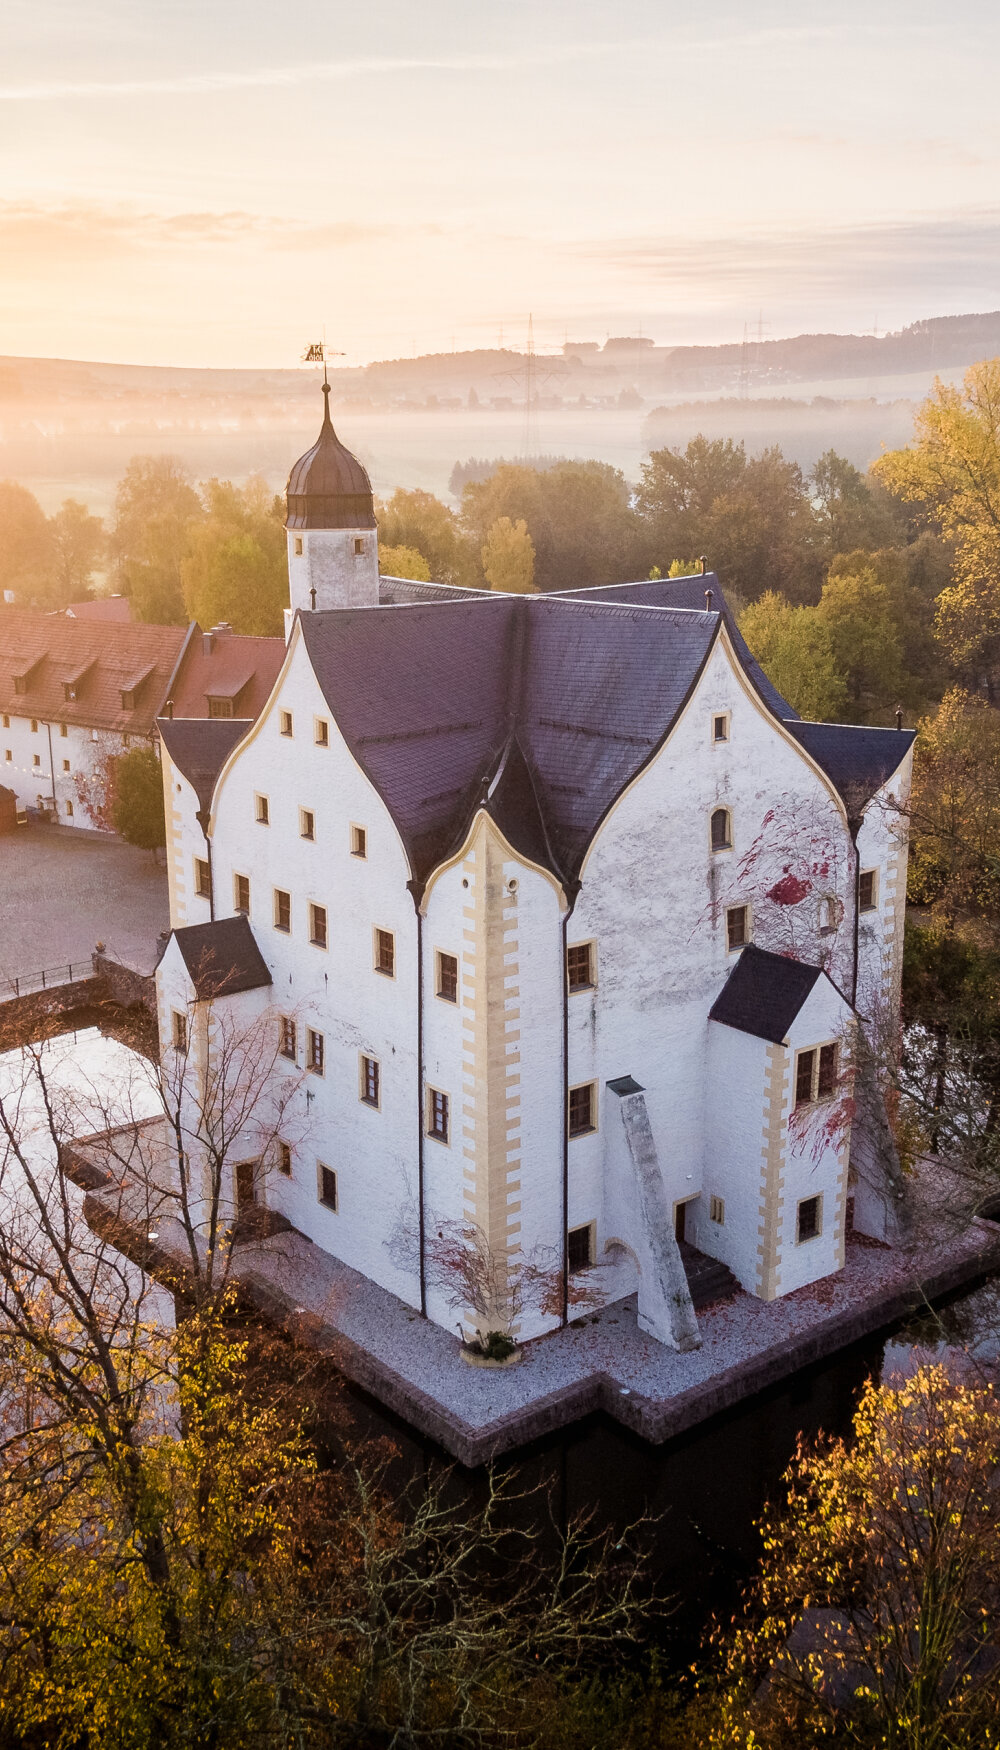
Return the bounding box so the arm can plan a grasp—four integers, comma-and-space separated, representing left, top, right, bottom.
284, 381, 379, 626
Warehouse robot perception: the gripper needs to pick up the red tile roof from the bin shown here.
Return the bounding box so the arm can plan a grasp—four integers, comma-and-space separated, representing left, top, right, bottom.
0, 607, 188, 734
64, 597, 133, 623
164, 626, 284, 721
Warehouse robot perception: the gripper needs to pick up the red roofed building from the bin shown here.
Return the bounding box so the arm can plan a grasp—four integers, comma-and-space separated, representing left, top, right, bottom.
0, 608, 187, 828
162, 623, 285, 723
64, 596, 133, 624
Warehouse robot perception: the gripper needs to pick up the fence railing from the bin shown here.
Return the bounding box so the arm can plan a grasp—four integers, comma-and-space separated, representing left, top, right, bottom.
0, 960, 96, 1002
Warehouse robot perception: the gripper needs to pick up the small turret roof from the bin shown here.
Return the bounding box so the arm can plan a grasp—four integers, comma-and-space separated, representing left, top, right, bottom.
286, 383, 377, 531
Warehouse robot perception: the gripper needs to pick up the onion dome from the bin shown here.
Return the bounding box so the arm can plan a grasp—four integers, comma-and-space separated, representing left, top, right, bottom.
286, 382, 377, 530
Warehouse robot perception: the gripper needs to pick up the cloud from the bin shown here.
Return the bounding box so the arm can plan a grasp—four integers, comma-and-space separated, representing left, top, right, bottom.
0, 199, 410, 262
581, 210, 1000, 302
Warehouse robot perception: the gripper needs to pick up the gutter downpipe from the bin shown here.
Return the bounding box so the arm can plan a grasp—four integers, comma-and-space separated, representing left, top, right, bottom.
44, 721, 57, 814
850, 816, 862, 1007
195, 810, 215, 922
408, 880, 427, 1316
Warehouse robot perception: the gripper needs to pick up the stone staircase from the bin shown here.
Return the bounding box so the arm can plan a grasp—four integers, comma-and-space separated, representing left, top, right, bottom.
679, 1243, 741, 1310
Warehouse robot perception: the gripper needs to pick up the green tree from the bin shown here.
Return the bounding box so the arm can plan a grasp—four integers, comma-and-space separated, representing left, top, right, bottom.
481, 515, 535, 592
815, 565, 905, 719
379, 542, 432, 581
873, 359, 1000, 690
46, 497, 106, 605
111, 744, 166, 850
462, 459, 638, 591
0, 479, 54, 603
810, 448, 902, 558
636, 438, 822, 603
112, 455, 203, 625
180, 475, 287, 635
377, 487, 478, 586
738, 591, 848, 720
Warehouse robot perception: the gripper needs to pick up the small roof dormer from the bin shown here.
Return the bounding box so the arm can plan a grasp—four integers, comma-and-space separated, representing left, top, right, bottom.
285, 382, 377, 532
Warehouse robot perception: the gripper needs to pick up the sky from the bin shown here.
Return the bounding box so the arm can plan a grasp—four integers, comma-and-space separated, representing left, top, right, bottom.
1, 0, 999, 367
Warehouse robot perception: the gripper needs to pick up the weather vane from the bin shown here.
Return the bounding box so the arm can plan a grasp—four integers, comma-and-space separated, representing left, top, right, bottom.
302, 338, 344, 390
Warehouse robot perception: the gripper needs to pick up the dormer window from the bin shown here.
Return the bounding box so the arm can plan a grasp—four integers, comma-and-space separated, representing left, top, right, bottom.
208, 697, 234, 719
13, 676, 27, 696
120, 688, 136, 711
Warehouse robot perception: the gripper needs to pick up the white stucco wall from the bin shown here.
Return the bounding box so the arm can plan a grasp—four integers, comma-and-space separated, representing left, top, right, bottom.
286, 527, 380, 615
1, 710, 141, 829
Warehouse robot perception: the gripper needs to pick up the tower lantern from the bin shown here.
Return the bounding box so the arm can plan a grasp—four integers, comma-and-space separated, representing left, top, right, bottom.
284, 379, 379, 627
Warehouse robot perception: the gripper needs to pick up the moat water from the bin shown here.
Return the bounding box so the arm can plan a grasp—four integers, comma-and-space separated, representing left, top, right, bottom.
6, 1028, 998, 1660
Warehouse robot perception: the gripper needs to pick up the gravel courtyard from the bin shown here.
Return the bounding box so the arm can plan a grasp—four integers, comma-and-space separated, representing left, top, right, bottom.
0, 825, 169, 982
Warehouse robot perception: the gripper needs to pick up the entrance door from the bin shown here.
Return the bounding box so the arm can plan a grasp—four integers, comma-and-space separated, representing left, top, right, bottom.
235, 1160, 257, 1211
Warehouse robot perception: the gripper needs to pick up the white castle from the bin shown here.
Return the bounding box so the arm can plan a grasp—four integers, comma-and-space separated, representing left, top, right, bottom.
155, 392, 914, 1352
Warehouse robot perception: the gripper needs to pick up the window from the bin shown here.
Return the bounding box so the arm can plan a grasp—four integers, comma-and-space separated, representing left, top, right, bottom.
709, 1194, 725, 1225
567, 1223, 594, 1273
351, 824, 367, 859
280, 710, 293, 737
208, 697, 234, 719
255, 793, 269, 825
280, 1017, 297, 1061
712, 712, 730, 743
172, 1010, 187, 1052
195, 857, 212, 901
309, 903, 327, 948
274, 889, 291, 933
120, 689, 136, 711
293, 536, 303, 555
427, 1088, 450, 1143
436, 951, 458, 1003
1, 715, 8, 728
819, 896, 839, 935
3, 751, 9, 763
300, 808, 315, 841
14, 679, 27, 696
64, 800, 73, 818
30, 719, 38, 733
858, 869, 877, 912
315, 717, 329, 747
795, 1043, 838, 1107
278, 1141, 292, 1177
797, 1195, 821, 1243
354, 538, 365, 556
62, 758, 70, 773
234, 873, 250, 914
59, 722, 67, 737
307, 1029, 325, 1075
567, 941, 595, 991
710, 807, 732, 851
360, 1054, 380, 1107
726, 905, 749, 951
568, 1082, 596, 1137
375, 928, 395, 977
123, 734, 131, 749
318, 1164, 338, 1210
32, 754, 40, 769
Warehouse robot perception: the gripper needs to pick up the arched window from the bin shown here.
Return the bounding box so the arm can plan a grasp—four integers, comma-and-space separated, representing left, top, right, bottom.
710, 807, 731, 852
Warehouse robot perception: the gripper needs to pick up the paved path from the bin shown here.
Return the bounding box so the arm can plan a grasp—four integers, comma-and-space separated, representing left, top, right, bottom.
0, 826, 169, 981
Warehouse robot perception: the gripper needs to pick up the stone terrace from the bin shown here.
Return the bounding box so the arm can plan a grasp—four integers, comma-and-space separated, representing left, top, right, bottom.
0, 825, 168, 982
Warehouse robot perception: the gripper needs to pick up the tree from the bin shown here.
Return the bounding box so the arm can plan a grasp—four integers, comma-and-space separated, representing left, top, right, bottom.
738, 592, 848, 721
0, 1027, 649, 1746
906, 687, 1000, 924
462, 460, 639, 591
378, 542, 431, 582
717, 1366, 1000, 1749
635, 437, 823, 603
873, 359, 1000, 691
481, 515, 535, 592
179, 475, 286, 636
815, 565, 905, 720
112, 455, 203, 625
112, 744, 166, 851
810, 449, 902, 558
377, 486, 478, 586
0, 479, 54, 603
47, 497, 106, 605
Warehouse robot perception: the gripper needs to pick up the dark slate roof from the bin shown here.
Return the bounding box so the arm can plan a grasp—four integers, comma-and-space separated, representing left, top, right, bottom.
298, 594, 719, 888
157, 717, 252, 812
709, 944, 827, 1044
173, 915, 272, 999
784, 721, 916, 818
286, 385, 377, 530
378, 576, 486, 604
554, 573, 797, 722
